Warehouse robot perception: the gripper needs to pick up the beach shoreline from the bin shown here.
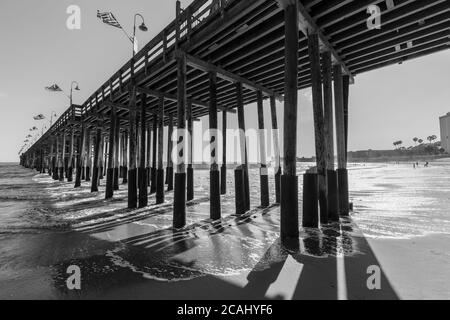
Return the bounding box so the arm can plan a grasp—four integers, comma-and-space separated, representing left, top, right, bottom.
0, 162, 449, 300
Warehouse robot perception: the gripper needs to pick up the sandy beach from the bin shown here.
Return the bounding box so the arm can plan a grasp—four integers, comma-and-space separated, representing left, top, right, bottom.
0, 161, 449, 300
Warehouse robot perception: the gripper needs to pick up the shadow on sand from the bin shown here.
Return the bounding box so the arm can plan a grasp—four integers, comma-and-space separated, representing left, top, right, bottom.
48, 209, 399, 300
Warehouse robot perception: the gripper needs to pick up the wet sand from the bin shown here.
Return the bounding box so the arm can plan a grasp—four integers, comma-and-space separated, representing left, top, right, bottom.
0, 162, 449, 300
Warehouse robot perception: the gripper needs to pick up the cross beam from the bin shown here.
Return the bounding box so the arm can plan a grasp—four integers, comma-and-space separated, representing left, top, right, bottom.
293, 0, 355, 84
135, 85, 235, 114
179, 51, 283, 101
102, 100, 201, 122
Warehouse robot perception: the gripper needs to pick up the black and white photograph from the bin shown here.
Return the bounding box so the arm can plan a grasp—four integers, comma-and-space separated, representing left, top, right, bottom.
0, 0, 449, 303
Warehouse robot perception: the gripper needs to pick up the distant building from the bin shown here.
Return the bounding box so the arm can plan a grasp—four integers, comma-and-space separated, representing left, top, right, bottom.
439, 113, 450, 153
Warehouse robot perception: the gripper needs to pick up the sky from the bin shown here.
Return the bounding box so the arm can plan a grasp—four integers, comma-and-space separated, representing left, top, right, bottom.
0, 0, 449, 163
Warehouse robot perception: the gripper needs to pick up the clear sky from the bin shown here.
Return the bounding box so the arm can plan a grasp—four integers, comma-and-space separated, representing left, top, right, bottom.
0, 0, 449, 163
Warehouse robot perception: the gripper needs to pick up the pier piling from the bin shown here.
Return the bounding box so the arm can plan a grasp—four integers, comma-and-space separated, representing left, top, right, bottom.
257, 91, 270, 208
280, 0, 300, 245
209, 72, 221, 220
308, 32, 328, 225
156, 96, 165, 204
173, 52, 187, 229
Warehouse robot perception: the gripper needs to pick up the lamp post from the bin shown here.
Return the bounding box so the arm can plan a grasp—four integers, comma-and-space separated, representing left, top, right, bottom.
45, 82, 80, 182
133, 14, 148, 56
69, 81, 80, 106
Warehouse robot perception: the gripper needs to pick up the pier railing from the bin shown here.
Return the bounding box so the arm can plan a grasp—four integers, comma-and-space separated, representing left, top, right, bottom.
82, 0, 233, 120
31, 0, 233, 151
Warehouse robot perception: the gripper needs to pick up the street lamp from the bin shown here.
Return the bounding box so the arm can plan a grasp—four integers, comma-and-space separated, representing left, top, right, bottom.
133, 13, 148, 56
45, 81, 81, 105
97, 10, 148, 56
70, 81, 80, 106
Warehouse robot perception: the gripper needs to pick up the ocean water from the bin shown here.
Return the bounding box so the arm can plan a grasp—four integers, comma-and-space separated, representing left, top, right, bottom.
0, 161, 449, 297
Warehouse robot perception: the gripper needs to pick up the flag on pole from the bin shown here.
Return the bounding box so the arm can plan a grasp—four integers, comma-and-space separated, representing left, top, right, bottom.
45, 84, 63, 92
33, 114, 46, 120
97, 10, 122, 29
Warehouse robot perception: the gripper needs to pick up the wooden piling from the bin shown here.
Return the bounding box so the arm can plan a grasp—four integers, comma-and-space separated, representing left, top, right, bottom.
308, 32, 328, 225
106, 106, 116, 199
334, 65, 349, 216
85, 128, 92, 181
52, 137, 59, 180
139, 93, 148, 208
91, 121, 102, 192
59, 133, 65, 182
146, 121, 151, 187
122, 130, 128, 184
114, 115, 120, 190
128, 63, 138, 208
209, 72, 221, 220
150, 115, 158, 194
236, 82, 250, 212
220, 109, 227, 195
322, 51, 339, 222
187, 101, 194, 202
257, 91, 270, 208
156, 96, 165, 204
67, 128, 74, 182
281, 0, 299, 245
173, 52, 187, 229
270, 96, 281, 204
166, 114, 174, 191
75, 121, 85, 188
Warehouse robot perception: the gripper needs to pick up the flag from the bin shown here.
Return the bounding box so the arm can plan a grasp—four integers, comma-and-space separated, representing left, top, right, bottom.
33, 114, 45, 120
97, 10, 122, 29
45, 84, 62, 92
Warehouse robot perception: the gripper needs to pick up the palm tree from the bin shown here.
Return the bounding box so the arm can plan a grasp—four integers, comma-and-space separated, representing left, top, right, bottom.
413, 137, 418, 146
431, 135, 437, 142
418, 139, 424, 145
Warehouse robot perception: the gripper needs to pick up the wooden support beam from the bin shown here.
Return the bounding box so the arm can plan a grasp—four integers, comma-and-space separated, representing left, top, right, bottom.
67, 128, 74, 182
113, 113, 120, 190
220, 109, 227, 195
333, 64, 350, 217
173, 52, 187, 229
293, 0, 354, 83
128, 61, 138, 209
209, 72, 221, 220
322, 51, 339, 222
91, 120, 102, 192
182, 51, 283, 101
156, 96, 165, 204
150, 115, 158, 194
122, 130, 128, 184
139, 93, 148, 208
236, 82, 250, 212
135, 85, 235, 114
270, 95, 281, 204
166, 114, 174, 191
85, 128, 92, 181
187, 101, 194, 202
281, 0, 300, 246
308, 32, 328, 225
59, 133, 65, 182
105, 106, 116, 199
257, 90, 270, 208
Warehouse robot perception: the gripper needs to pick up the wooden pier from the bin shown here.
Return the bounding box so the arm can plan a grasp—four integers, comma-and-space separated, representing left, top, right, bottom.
21, 0, 450, 245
